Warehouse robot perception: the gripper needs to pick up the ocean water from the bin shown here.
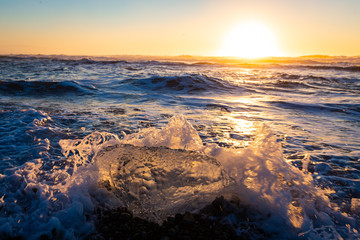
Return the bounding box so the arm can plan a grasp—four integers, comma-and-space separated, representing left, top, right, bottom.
0, 55, 359, 239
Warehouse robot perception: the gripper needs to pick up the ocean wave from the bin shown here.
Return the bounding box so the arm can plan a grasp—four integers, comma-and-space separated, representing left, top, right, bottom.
255, 72, 360, 94
303, 65, 360, 72
58, 58, 129, 65
273, 80, 314, 89
1, 54, 360, 239
268, 101, 352, 114
123, 74, 236, 94
0, 80, 96, 96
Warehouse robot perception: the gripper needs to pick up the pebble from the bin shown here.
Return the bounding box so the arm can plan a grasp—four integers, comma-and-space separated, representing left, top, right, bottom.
89, 196, 268, 239
120, 212, 132, 222
182, 212, 195, 225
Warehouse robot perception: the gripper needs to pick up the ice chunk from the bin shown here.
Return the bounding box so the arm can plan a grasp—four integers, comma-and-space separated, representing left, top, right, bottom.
95, 144, 231, 222
121, 115, 203, 151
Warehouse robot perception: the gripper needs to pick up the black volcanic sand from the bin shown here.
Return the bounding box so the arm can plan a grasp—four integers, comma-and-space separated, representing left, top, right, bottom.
89, 196, 271, 240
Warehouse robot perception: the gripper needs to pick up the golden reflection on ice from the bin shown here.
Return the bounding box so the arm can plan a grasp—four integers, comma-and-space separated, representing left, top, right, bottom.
287, 203, 304, 228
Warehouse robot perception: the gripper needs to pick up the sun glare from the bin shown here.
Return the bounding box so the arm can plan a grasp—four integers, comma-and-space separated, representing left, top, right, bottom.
218, 21, 282, 58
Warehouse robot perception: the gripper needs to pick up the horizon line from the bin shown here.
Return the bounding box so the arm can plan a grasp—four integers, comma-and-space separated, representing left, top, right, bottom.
1, 53, 360, 59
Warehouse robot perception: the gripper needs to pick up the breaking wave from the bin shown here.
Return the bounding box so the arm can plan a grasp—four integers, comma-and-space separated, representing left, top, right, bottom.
1, 116, 358, 239
0, 80, 96, 96
302, 65, 360, 72
123, 74, 237, 94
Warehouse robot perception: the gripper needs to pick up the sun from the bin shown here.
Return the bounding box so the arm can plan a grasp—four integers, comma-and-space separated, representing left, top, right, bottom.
218, 21, 282, 59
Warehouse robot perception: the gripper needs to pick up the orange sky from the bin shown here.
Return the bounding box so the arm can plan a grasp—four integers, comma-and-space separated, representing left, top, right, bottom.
1, 0, 359, 57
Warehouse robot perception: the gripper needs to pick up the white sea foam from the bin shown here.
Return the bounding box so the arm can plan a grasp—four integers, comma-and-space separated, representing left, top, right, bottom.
0, 132, 122, 239
0, 115, 358, 239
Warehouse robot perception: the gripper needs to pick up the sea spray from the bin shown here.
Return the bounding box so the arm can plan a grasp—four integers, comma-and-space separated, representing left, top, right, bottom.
112, 116, 358, 237
0, 115, 359, 239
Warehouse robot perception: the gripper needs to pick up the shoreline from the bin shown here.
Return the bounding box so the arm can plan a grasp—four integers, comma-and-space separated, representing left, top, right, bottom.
89, 196, 269, 240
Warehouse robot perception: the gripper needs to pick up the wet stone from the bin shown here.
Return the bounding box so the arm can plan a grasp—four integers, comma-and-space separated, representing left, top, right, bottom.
182, 212, 195, 225
120, 212, 132, 222
89, 196, 272, 239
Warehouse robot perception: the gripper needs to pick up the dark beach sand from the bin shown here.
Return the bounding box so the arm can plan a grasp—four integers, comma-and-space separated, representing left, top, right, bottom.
88, 196, 269, 240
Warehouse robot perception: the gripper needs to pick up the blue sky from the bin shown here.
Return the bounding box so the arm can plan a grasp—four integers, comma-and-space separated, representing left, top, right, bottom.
1, 0, 359, 56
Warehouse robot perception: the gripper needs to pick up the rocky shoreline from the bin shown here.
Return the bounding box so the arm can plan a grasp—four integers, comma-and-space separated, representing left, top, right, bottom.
89, 196, 269, 240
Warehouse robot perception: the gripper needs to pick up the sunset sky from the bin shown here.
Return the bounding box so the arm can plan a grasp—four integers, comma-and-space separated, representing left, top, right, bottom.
1, 0, 359, 57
